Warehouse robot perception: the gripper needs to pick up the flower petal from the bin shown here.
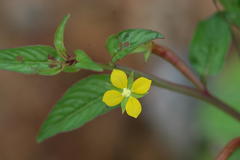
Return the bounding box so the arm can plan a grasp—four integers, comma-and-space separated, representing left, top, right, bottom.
125, 97, 142, 118
110, 69, 128, 89
131, 77, 152, 94
102, 90, 123, 107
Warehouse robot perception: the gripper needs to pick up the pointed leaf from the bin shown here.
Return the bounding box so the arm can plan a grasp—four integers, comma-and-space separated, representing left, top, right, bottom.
54, 14, 71, 58
106, 29, 164, 62
0, 45, 62, 75
189, 13, 231, 76
63, 65, 80, 73
37, 74, 113, 142
121, 97, 128, 113
63, 50, 103, 72
74, 50, 103, 71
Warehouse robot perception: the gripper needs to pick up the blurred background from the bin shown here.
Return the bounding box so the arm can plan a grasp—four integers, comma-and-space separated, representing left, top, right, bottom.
0, 0, 239, 159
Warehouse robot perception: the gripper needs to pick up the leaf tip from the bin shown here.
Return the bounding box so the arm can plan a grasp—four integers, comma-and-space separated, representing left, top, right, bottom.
36, 134, 44, 143
64, 13, 71, 20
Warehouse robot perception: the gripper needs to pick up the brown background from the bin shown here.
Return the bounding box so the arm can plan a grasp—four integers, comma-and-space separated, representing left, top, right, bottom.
0, 0, 215, 160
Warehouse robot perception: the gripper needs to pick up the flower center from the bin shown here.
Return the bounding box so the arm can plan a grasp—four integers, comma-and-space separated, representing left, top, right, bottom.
122, 88, 131, 97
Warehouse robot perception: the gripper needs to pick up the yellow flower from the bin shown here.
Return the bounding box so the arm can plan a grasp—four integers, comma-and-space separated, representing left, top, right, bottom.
102, 69, 152, 118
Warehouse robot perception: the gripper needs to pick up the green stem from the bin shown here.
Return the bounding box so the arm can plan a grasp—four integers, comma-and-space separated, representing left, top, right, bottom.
99, 64, 240, 121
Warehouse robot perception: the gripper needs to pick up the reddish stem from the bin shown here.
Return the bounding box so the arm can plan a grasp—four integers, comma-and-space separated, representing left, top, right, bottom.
152, 43, 205, 91
216, 137, 240, 160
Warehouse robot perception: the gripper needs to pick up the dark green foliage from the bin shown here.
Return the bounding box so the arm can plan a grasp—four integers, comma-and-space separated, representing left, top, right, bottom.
0, 45, 62, 75
219, 0, 240, 10
63, 50, 103, 72
106, 29, 164, 62
54, 14, 71, 58
189, 13, 231, 76
37, 75, 113, 142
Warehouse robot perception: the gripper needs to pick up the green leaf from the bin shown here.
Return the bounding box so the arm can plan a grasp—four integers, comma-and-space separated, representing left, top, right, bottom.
127, 71, 134, 87
224, 10, 240, 27
106, 35, 119, 57
74, 50, 103, 71
106, 29, 164, 62
131, 42, 153, 61
63, 50, 103, 72
62, 65, 80, 73
37, 74, 113, 142
0, 45, 62, 75
131, 93, 146, 99
189, 13, 231, 76
54, 14, 71, 58
219, 0, 240, 10
121, 97, 128, 113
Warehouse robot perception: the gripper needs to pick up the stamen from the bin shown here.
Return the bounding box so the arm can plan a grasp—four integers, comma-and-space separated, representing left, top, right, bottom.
122, 88, 131, 97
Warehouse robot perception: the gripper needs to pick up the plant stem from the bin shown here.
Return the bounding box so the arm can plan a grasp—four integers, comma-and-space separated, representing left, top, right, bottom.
152, 43, 205, 91
99, 64, 240, 121
216, 137, 240, 160
212, 0, 221, 11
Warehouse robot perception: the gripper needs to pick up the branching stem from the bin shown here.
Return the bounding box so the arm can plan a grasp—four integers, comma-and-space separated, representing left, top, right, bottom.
101, 40, 240, 158
152, 43, 205, 90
